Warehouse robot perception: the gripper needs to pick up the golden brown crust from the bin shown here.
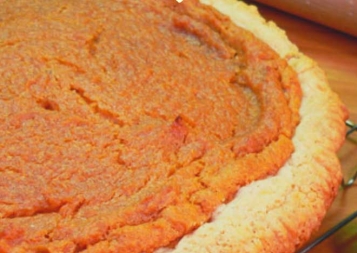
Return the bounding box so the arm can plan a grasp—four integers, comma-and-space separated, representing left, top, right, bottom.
156, 0, 347, 252
0, 1, 347, 252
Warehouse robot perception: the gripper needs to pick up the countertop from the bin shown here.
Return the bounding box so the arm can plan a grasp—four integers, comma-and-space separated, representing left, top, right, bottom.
245, 2, 357, 252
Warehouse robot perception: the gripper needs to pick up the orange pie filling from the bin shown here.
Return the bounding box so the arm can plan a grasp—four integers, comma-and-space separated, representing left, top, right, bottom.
0, 0, 301, 252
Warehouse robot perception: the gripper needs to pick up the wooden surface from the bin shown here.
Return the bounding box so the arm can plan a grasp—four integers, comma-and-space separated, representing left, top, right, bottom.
251, 0, 357, 38
245, 2, 357, 253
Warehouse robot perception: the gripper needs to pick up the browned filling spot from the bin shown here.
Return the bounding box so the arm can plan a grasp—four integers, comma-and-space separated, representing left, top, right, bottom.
0, 0, 301, 252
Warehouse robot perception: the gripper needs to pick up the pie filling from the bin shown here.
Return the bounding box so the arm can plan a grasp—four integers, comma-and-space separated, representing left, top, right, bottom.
0, 0, 301, 252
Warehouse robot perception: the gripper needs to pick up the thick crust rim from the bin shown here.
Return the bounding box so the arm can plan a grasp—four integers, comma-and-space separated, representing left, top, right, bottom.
156, 0, 347, 252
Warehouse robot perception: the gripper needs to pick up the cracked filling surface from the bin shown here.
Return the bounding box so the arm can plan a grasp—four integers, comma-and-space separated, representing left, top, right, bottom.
0, 0, 301, 252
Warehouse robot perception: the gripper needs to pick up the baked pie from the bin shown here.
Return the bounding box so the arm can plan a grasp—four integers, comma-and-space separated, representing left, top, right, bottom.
0, 0, 347, 252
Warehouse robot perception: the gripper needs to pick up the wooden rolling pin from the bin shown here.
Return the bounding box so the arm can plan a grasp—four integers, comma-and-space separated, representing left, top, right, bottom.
251, 0, 357, 38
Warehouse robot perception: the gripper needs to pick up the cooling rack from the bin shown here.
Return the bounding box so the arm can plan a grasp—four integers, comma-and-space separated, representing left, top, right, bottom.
297, 120, 357, 253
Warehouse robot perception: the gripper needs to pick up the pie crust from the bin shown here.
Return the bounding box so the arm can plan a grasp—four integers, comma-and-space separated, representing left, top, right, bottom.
157, 0, 347, 252
0, 1, 347, 253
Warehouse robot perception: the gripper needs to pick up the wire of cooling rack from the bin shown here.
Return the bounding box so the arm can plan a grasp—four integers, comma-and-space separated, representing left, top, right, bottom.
343, 120, 357, 187
297, 120, 357, 253
297, 211, 357, 253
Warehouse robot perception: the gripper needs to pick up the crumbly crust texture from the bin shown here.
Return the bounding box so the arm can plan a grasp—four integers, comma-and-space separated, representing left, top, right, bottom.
0, 1, 347, 253
156, 0, 347, 252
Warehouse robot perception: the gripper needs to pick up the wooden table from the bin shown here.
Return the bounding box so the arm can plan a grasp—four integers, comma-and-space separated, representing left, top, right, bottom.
244, 2, 357, 252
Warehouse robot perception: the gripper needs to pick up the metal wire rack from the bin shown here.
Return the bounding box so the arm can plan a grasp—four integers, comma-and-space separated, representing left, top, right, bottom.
297, 120, 357, 253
